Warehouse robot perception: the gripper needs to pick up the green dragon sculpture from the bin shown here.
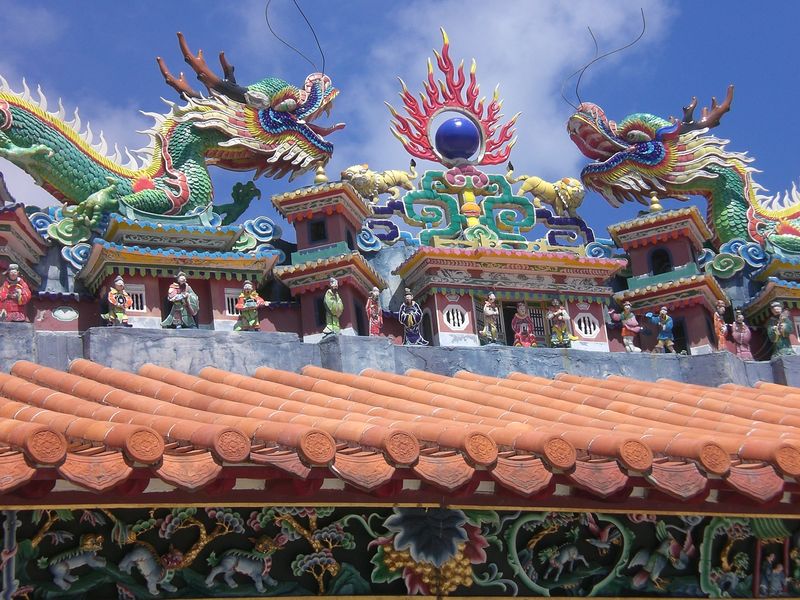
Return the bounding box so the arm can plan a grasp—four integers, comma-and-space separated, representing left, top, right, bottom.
0, 33, 343, 243
568, 86, 800, 254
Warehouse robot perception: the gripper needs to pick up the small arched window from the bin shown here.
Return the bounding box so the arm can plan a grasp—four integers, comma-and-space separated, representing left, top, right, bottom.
422, 311, 434, 345
650, 248, 673, 275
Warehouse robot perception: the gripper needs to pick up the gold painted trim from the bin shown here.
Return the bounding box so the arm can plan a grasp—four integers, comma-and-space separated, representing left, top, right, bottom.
1, 501, 797, 519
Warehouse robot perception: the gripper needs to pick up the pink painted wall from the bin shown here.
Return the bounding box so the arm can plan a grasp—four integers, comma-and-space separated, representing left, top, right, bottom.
260, 304, 301, 334
628, 238, 695, 277
435, 293, 477, 336
683, 305, 714, 350
209, 279, 239, 323
32, 298, 99, 331
567, 300, 608, 343
421, 295, 438, 339
297, 214, 349, 250
298, 291, 321, 338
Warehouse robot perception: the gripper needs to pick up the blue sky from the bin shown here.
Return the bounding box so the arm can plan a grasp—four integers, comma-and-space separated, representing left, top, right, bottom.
1, 1, 799, 242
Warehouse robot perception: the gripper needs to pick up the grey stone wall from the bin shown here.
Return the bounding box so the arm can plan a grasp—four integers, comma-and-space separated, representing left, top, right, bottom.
83, 328, 321, 375
0, 324, 82, 372
0, 324, 797, 388
321, 337, 789, 387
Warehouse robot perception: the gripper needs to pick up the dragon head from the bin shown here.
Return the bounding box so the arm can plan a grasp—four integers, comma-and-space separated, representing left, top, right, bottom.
567, 87, 735, 208
157, 33, 343, 181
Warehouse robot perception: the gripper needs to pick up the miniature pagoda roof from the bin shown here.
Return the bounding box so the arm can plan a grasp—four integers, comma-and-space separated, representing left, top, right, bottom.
0, 202, 49, 287
614, 272, 728, 313
607, 206, 712, 252
271, 181, 373, 227
394, 245, 626, 301
751, 253, 800, 282
79, 240, 281, 293
2, 357, 799, 509
103, 216, 244, 251
742, 276, 800, 324
274, 244, 386, 294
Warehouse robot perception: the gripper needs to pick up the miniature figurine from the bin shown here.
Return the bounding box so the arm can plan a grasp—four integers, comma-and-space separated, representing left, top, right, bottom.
161, 271, 199, 329
234, 280, 266, 331
547, 299, 577, 348
713, 299, 728, 352
0, 263, 31, 322
340, 160, 417, 202
645, 306, 675, 353
767, 301, 796, 357
511, 302, 537, 347
608, 301, 642, 353
365, 286, 383, 336
480, 292, 500, 343
106, 276, 133, 327
397, 288, 428, 346
505, 164, 586, 218
322, 277, 344, 336
729, 309, 753, 360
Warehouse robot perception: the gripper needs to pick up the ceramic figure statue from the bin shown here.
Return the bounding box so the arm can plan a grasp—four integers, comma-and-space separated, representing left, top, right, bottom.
713, 300, 728, 352
511, 302, 537, 347
609, 301, 642, 352
730, 309, 753, 360
0, 263, 31, 322
547, 299, 576, 348
366, 286, 383, 336
481, 292, 500, 343
106, 275, 133, 327
340, 161, 417, 203
767, 301, 796, 357
398, 288, 428, 346
322, 277, 344, 336
161, 271, 199, 329
646, 306, 675, 353
234, 280, 266, 331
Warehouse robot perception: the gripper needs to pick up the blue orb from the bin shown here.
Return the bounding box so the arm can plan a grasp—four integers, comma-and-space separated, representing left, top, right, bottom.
434, 116, 480, 160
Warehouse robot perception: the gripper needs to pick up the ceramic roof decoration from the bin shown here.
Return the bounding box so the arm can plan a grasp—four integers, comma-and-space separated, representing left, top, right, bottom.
569, 85, 800, 255
3, 16, 800, 599
1, 358, 799, 505
0, 32, 344, 247
608, 206, 713, 251
79, 240, 282, 293
359, 29, 598, 253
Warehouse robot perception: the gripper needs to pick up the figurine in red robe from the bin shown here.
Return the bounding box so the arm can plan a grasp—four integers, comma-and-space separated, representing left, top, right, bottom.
713, 299, 728, 352
0, 264, 31, 322
366, 286, 383, 336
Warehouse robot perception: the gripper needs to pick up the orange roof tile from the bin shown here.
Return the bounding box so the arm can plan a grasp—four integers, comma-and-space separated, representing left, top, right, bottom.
0, 359, 798, 507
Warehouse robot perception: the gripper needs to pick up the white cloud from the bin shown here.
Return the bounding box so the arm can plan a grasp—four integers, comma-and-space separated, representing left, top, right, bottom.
1, 4, 64, 48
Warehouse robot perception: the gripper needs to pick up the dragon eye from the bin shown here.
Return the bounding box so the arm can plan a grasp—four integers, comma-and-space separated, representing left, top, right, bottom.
273, 98, 298, 112
625, 130, 650, 143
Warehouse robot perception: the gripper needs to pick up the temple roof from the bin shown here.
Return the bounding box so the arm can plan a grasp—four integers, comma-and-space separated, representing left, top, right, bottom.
608, 206, 712, 252
1, 358, 799, 511
275, 248, 387, 294
395, 245, 626, 301
742, 276, 800, 323
614, 272, 728, 312
103, 216, 244, 251
79, 240, 282, 293
271, 181, 373, 229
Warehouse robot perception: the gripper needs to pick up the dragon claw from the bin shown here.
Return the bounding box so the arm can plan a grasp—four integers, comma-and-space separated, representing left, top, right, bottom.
653, 576, 669, 590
